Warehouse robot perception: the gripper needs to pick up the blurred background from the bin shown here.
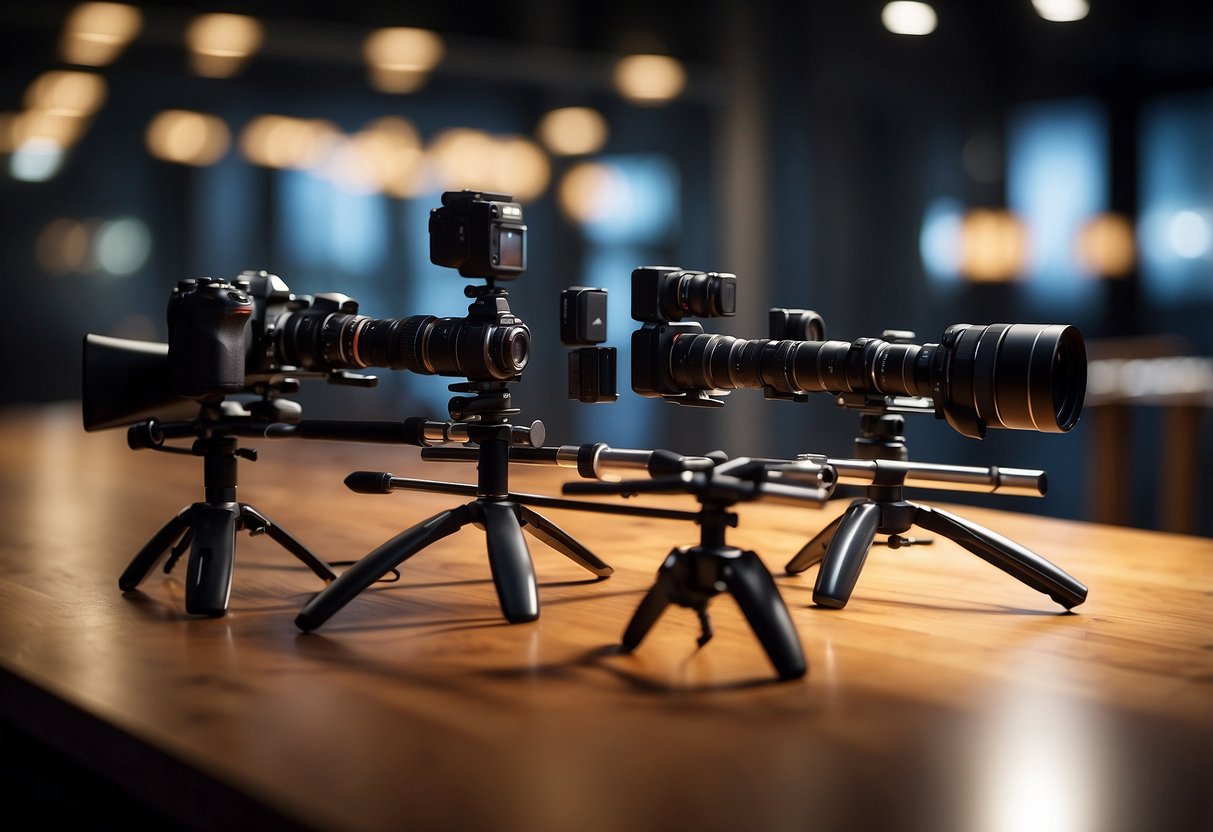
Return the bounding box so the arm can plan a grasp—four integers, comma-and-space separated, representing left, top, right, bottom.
1, 0, 1210, 535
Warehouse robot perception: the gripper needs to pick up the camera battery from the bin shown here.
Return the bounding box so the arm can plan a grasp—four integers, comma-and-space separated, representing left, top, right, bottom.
560, 287, 608, 345
568, 347, 618, 403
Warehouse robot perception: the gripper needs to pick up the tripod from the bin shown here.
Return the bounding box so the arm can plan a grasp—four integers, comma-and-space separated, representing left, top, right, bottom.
567, 457, 835, 681
119, 404, 337, 617
785, 403, 1088, 611
295, 385, 616, 630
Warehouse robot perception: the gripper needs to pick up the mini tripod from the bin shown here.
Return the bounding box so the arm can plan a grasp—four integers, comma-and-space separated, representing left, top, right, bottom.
785, 397, 1088, 611
566, 457, 835, 681
119, 400, 337, 617
295, 383, 621, 630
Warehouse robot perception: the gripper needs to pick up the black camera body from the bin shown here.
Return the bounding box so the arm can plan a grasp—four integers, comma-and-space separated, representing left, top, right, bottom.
165, 270, 368, 401
429, 190, 526, 279
631, 266, 738, 407
631, 265, 737, 324
167, 278, 254, 399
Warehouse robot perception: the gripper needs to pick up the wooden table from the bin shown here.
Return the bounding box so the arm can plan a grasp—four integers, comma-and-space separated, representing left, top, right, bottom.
1, 404, 1210, 831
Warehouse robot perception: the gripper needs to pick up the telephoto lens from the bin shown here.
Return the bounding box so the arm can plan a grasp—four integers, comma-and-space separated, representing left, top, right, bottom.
631, 266, 737, 323
275, 302, 530, 383
664, 323, 1086, 438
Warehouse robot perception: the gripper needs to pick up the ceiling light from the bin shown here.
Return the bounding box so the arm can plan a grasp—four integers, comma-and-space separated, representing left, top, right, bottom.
613, 54, 686, 106
186, 14, 264, 78
536, 107, 608, 156
146, 110, 231, 166
60, 2, 142, 66
1031, 0, 1090, 23
881, 2, 938, 36
364, 28, 444, 93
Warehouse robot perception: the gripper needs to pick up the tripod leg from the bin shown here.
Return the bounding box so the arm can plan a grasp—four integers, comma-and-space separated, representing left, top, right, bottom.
785, 511, 846, 574
480, 501, 539, 623
295, 505, 473, 632
119, 509, 191, 591
241, 505, 338, 583
726, 551, 806, 680
913, 505, 1088, 609
183, 504, 239, 617
516, 505, 613, 577
621, 552, 678, 652
813, 501, 882, 609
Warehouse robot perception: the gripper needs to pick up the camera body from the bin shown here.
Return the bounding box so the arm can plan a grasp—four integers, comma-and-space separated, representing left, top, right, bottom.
167, 278, 254, 399
631, 265, 736, 324
631, 266, 737, 407
429, 190, 526, 279
166, 270, 368, 400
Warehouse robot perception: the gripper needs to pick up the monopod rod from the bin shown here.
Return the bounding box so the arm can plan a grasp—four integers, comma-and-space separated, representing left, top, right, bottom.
421, 442, 719, 480
799, 455, 1047, 497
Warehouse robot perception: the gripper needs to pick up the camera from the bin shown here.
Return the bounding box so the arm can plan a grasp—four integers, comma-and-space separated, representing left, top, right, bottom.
629, 265, 1087, 438
429, 190, 526, 279
631, 265, 737, 323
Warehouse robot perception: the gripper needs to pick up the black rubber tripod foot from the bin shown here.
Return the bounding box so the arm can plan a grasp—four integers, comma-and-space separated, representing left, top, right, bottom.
623, 546, 806, 681
295, 498, 548, 632
120, 502, 336, 617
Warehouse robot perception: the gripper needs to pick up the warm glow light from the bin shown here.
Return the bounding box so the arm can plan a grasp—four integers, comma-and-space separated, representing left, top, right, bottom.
960, 209, 1026, 282
36, 218, 91, 273
558, 162, 623, 224
0, 113, 19, 153
12, 109, 89, 148
427, 127, 497, 190
186, 14, 263, 78
338, 116, 426, 197
491, 136, 550, 202
1076, 213, 1135, 277
146, 110, 231, 166
613, 54, 686, 105
1032, 0, 1090, 23
61, 2, 143, 66
426, 129, 551, 202
24, 71, 107, 117
364, 28, 444, 93
240, 115, 340, 169
881, 1, 938, 36
536, 107, 608, 156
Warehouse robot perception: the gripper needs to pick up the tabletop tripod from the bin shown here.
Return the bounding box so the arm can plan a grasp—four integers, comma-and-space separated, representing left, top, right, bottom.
785, 396, 1088, 611
119, 399, 337, 617
566, 457, 835, 681
295, 383, 624, 630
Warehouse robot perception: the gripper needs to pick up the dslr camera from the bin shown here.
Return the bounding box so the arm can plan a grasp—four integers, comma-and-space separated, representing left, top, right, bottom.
429, 189, 526, 279
630, 265, 739, 407
629, 264, 1087, 438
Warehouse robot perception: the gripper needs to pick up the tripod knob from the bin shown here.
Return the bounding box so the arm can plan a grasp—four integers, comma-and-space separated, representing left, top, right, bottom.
511, 421, 545, 448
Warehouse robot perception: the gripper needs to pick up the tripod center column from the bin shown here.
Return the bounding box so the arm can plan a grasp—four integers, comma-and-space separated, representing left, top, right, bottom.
468, 424, 513, 499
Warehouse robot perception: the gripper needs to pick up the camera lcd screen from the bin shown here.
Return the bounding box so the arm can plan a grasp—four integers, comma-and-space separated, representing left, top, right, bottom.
496, 227, 524, 269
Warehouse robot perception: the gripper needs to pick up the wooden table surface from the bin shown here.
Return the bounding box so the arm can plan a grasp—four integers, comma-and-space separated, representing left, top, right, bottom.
0, 403, 1210, 832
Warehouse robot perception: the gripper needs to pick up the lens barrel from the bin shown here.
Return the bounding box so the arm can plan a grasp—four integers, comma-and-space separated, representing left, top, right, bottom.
277, 310, 529, 382
661, 271, 737, 320
667, 322, 1085, 436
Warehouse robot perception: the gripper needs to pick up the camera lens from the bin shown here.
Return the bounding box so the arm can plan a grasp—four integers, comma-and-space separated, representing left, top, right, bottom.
947, 323, 1086, 433
658, 321, 1086, 437
661, 271, 737, 320
276, 304, 530, 383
